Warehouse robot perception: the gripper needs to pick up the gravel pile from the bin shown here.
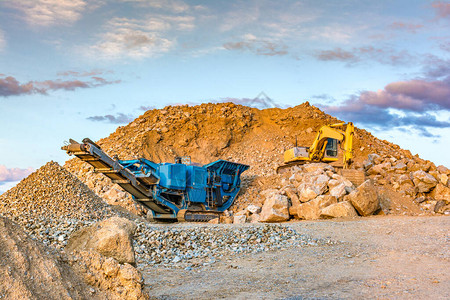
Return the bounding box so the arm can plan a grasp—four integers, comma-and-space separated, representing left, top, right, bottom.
0, 161, 132, 250
133, 222, 337, 268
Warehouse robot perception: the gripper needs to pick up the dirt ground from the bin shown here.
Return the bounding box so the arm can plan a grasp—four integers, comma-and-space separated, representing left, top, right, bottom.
142, 216, 449, 299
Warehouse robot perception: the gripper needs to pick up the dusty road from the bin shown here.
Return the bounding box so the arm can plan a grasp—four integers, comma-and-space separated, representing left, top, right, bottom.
142, 216, 449, 299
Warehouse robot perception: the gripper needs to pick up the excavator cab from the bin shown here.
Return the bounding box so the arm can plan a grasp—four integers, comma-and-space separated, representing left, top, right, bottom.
324, 138, 338, 158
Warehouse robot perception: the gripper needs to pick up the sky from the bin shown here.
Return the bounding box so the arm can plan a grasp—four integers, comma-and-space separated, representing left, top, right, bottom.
0, 0, 449, 193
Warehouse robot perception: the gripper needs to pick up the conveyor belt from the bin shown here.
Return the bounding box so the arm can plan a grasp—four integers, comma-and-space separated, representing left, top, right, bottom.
62, 140, 168, 214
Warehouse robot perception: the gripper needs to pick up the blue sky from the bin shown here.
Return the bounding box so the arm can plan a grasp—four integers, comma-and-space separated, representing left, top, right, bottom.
0, 0, 449, 193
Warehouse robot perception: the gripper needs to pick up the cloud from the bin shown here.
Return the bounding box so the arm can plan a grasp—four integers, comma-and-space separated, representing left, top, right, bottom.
388, 22, 424, 33
0, 29, 5, 51
431, 1, 450, 20
5, 0, 87, 27
57, 69, 111, 77
223, 34, 288, 57
315, 46, 414, 66
120, 0, 190, 13
0, 75, 120, 97
440, 42, 450, 53
87, 113, 135, 124
0, 165, 34, 182
318, 75, 450, 136
422, 56, 450, 78
87, 15, 195, 60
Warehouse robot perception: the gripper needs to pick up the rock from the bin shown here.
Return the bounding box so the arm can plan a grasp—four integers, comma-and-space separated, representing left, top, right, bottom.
233, 215, 247, 224
312, 174, 329, 195
434, 200, 446, 213
368, 153, 381, 163
329, 183, 347, 199
414, 196, 427, 203
437, 165, 450, 175
259, 194, 290, 223
303, 163, 334, 173
235, 209, 248, 217
363, 159, 373, 170
102, 186, 127, 205
220, 216, 233, 224
347, 180, 380, 216
393, 162, 407, 173
296, 195, 337, 220
248, 213, 260, 223
439, 174, 448, 186
284, 187, 301, 212
298, 185, 319, 202
412, 170, 438, 193
68, 250, 146, 300
208, 218, 219, 224
247, 204, 261, 214
320, 201, 358, 218
66, 217, 137, 265
367, 162, 391, 175
432, 184, 450, 204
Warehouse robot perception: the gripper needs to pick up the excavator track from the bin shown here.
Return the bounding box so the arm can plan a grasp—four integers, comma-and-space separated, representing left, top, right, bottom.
177, 209, 222, 222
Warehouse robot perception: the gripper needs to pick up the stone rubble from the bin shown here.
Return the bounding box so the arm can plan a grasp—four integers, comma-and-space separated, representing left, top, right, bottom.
132, 222, 337, 269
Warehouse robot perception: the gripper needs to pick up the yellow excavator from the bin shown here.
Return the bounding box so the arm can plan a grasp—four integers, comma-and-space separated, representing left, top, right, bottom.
277, 122, 365, 186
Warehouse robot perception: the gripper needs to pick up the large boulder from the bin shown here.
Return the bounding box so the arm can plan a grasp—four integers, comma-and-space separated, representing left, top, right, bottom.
412, 170, 438, 193
347, 180, 380, 216
367, 162, 391, 176
437, 165, 450, 175
66, 217, 137, 265
259, 193, 290, 223
296, 195, 337, 220
312, 174, 330, 195
397, 174, 416, 196
320, 201, 358, 218
298, 185, 319, 202
68, 250, 147, 300
284, 187, 300, 207
432, 184, 450, 204
329, 183, 347, 199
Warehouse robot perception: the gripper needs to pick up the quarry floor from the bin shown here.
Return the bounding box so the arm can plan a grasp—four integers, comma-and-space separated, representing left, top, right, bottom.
142, 215, 449, 299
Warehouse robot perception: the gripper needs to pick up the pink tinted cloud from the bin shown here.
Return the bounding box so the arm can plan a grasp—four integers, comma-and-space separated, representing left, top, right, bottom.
389, 22, 424, 33
0, 165, 34, 182
57, 70, 111, 77
0, 76, 45, 96
335, 77, 450, 112
431, 1, 450, 19
0, 75, 121, 97
223, 39, 288, 57
315, 46, 413, 66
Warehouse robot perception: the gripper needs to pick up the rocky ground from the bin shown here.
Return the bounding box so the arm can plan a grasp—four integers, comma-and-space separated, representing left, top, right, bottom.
141, 216, 450, 300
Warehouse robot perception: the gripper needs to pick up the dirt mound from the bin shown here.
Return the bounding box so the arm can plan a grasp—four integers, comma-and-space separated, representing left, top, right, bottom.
63, 102, 439, 214
0, 216, 106, 299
